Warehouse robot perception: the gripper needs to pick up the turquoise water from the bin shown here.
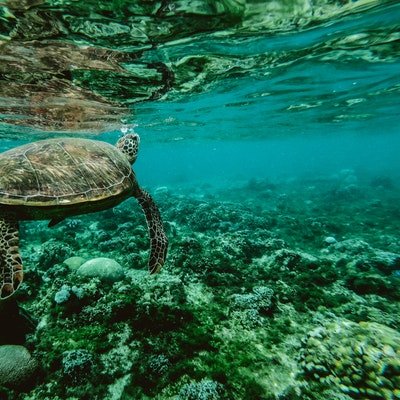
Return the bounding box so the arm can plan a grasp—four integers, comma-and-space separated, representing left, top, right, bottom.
1, 1, 400, 399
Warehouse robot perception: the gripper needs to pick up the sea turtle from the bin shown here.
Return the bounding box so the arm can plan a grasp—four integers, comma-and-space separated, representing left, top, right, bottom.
0, 133, 168, 299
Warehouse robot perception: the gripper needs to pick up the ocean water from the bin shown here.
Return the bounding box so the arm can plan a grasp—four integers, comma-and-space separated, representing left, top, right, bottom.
0, 1, 400, 399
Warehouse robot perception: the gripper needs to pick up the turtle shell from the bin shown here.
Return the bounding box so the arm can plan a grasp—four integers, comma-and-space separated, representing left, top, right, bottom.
0, 138, 135, 207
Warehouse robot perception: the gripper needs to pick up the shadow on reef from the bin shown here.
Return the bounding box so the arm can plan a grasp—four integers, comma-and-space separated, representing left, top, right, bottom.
1, 172, 400, 399
0, 299, 36, 345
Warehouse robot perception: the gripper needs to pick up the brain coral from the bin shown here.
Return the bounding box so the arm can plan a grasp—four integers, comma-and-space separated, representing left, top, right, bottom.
298, 319, 400, 400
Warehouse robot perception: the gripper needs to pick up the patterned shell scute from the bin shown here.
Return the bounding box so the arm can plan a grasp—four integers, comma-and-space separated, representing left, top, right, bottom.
0, 138, 134, 206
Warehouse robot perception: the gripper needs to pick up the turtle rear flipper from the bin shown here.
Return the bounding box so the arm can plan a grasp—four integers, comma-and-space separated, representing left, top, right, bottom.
0, 218, 23, 299
135, 189, 168, 274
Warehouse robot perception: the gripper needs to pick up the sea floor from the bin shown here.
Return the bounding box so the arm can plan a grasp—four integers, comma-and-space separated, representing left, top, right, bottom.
1, 170, 400, 400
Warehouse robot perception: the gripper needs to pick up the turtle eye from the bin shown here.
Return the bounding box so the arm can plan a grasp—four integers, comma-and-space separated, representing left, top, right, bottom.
117, 134, 140, 164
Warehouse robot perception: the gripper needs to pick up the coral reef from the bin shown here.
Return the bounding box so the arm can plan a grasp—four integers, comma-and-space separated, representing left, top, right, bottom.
0, 345, 37, 389
178, 379, 223, 400
62, 349, 95, 384
1, 175, 400, 399
298, 319, 400, 399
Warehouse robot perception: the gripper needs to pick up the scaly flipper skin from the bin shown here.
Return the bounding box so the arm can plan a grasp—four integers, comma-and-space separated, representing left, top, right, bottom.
135, 189, 168, 273
0, 217, 23, 299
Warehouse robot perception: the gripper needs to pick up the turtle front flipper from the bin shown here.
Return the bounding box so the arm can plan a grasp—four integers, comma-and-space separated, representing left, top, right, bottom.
0, 217, 23, 299
134, 189, 168, 274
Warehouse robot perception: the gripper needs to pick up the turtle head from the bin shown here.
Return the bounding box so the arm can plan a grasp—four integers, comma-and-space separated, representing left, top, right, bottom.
116, 133, 140, 164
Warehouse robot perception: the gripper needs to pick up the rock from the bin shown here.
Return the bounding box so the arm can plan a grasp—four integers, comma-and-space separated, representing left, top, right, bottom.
77, 258, 125, 282
324, 236, 337, 245
63, 256, 87, 271
330, 239, 372, 255
154, 186, 169, 195
0, 345, 38, 388
372, 250, 400, 272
